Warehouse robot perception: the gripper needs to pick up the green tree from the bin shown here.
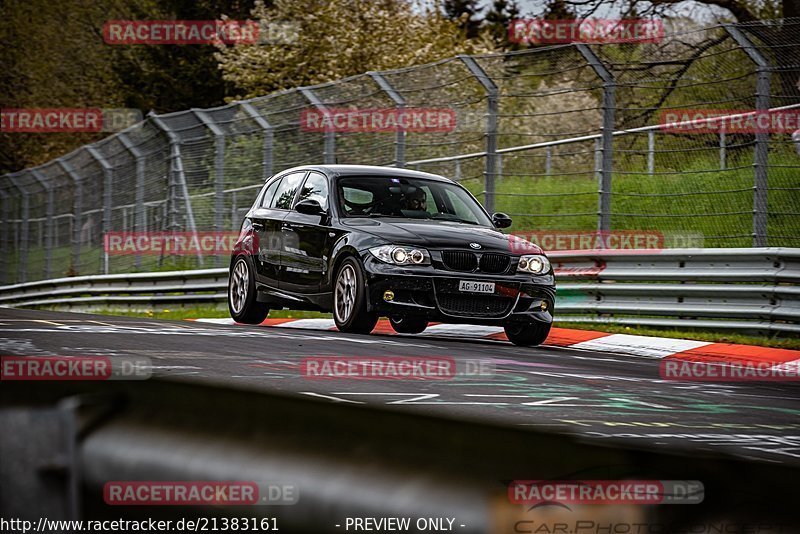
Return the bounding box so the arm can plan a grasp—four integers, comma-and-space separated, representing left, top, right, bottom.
215, 0, 495, 98
484, 0, 522, 47
443, 0, 483, 38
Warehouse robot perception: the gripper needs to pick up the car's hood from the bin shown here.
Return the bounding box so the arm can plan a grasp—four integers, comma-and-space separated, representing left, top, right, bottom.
342, 218, 543, 254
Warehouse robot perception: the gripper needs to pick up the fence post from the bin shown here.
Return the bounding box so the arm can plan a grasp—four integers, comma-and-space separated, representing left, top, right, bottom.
545, 147, 552, 176
300, 87, 336, 164
231, 191, 238, 231
241, 102, 274, 180
497, 153, 503, 180
458, 55, 498, 214
725, 24, 770, 247
149, 114, 203, 265
0, 188, 7, 284
647, 130, 655, 175
194, 110, 226, 267
719, 132, 727, 170
87, 147, 113, 274
369, 72, 406, 168
57, 159, 84, 275
576, 44, 615, 232
7, 174, 29, 283
118, 133, 146, 268
30, 170, 53, 279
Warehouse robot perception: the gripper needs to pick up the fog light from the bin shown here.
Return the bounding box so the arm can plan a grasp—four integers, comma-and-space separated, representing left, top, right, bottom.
384, 290, 395, 302
540, 301, 548, 311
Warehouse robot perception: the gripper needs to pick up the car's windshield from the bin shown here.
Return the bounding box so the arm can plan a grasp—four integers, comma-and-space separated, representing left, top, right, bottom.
337, 175, 492, 226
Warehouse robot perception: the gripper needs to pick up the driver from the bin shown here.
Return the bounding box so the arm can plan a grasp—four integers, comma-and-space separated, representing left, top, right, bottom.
405, 188, 427, 211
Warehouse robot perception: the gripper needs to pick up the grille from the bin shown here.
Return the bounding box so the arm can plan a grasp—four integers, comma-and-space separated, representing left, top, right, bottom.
479, 253, 510, 274
437, 294, 514, 317
442, 251, 478, 272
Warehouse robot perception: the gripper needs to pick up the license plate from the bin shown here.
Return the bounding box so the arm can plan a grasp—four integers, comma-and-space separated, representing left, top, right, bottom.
458, 280, 495, 294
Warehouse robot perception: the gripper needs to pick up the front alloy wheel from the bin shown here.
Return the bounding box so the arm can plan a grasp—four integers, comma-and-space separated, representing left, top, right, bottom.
333, 257, 378, 334
228, 255, 269, 324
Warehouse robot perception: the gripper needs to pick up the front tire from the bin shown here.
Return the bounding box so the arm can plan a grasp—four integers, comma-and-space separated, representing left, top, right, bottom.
504, 321, 551, 347
228, 255, 269, 324
333, 257, 378, 334
389, 316, 428, 334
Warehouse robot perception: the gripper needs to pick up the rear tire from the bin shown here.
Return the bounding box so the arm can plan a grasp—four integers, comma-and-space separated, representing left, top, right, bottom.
228, 255, 269, 325
504, 321, 551, 347
333, 257, 378, 334
389, 316, 428, 334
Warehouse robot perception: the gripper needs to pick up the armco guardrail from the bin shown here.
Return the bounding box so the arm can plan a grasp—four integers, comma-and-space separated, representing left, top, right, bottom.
0, 248, 798, 334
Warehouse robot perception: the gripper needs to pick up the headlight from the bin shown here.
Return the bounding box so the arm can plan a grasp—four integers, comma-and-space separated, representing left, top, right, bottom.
517, 254, 550, 274
369, 245, 430, 266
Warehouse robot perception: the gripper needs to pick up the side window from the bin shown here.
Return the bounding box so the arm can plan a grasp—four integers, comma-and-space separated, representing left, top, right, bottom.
296, 172, 329, 210
272, 172, 306, 209
260, 178, 281, 208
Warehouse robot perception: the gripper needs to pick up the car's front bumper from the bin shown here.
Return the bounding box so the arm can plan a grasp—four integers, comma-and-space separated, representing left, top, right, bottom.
361, 255, 555, 326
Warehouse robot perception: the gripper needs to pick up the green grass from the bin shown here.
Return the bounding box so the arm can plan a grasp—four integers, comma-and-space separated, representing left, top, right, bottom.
90, 306, 799, 349
462, 148, 800, 247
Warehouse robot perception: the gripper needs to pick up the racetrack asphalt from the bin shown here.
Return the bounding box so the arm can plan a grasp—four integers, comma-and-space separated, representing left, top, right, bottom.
1, 308, 798, 465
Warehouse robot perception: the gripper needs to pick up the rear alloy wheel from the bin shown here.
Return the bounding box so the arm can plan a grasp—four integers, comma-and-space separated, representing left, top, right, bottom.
389, 316, 428, 334
228, 255, 269, 324
333, 257, 378, 334
504, 321, 551, 347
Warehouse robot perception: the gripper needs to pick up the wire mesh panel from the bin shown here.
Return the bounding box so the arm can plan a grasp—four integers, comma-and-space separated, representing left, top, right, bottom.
474, 45, 604, 232
2, 19, 799, 283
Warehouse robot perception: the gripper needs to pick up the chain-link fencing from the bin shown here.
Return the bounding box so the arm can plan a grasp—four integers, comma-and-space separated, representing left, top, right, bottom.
2, 19, 799, 284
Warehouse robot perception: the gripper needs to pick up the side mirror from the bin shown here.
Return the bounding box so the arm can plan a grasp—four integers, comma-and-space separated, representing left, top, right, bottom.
492, 212, 512, 229
295, 199, 325, 215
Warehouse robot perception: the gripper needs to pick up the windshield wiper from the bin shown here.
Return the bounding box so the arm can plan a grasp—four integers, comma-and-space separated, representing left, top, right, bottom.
440, 216, 479, 225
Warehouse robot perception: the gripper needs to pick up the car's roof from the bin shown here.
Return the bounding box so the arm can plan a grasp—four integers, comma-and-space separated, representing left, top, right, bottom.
274, 164, 454, 183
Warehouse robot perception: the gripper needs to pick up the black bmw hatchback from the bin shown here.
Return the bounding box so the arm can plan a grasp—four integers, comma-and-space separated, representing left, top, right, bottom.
228, 165, 555, 346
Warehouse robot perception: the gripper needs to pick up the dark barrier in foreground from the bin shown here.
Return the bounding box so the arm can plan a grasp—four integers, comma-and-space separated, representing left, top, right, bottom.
2, 378, 799, 533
